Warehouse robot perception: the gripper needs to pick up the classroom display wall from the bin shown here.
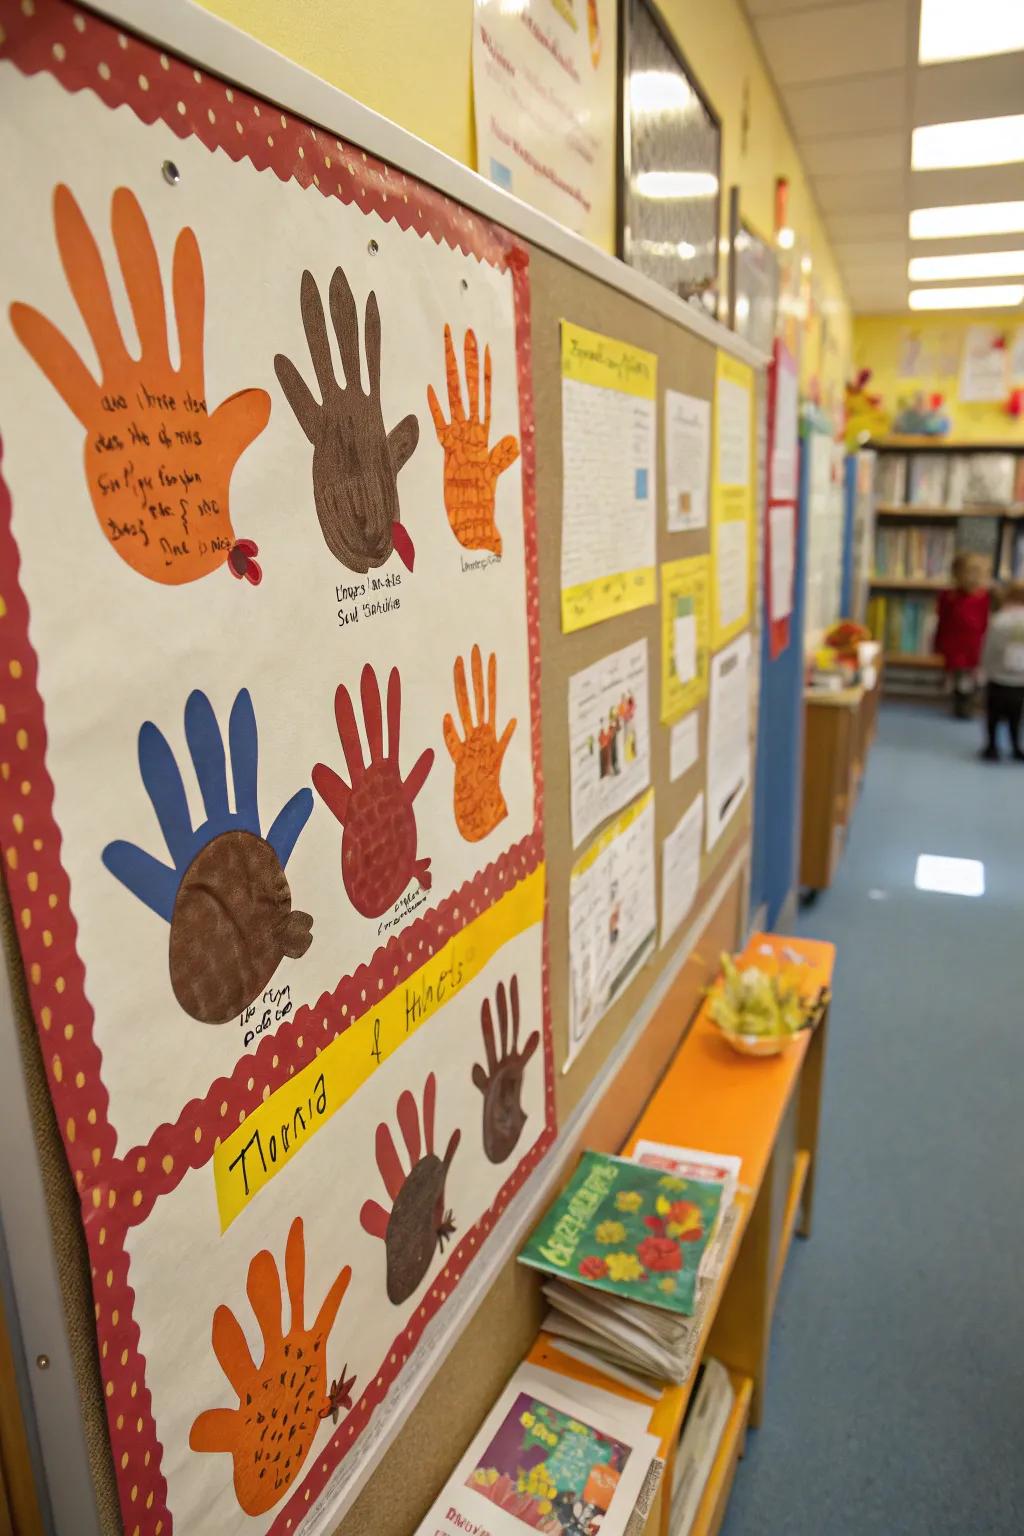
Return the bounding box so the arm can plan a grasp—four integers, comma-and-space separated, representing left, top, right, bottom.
0, 4, 767, 1534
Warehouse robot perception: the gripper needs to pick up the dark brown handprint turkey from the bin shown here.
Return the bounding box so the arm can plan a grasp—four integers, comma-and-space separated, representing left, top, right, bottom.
275, 267, 419, 574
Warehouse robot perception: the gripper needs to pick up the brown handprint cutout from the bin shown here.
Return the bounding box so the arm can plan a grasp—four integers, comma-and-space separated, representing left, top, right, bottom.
312, 664, 433, 918
275, 268, 419, 574
189, 1218, 354, 1517
443, 644, 516, 842
427, 325, 519, 556
10, 185, 270, 585
472, 976, 539, 1164
360, 1072, 461, 1305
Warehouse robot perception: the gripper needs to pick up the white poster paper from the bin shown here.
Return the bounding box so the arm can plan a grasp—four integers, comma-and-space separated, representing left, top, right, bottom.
472, 0, 616, 245
568, 792, 656, 1067
714, 518, 749, 633
665, 390, 710, 532
717, 375, 751, 488
706, 634, 751, 850
569, 639, 651, 849
669, 715, 699, 782
661, 794, 703, 948
674, 612, 698, 685
959, 324, 1009, 403
770, 352, 799, 502
769, 503, 795, 621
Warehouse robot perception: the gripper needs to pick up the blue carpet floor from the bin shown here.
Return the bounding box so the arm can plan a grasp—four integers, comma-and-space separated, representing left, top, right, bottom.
721, 701, 1024, 1536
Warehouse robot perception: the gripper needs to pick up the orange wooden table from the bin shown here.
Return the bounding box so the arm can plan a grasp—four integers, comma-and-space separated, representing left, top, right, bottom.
530, 932, 836, 1536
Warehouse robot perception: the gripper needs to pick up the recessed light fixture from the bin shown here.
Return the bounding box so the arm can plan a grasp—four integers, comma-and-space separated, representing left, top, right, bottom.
912, 115, 1024, 171
630, 69, 692, 115
633, 171, 718, 199
919, 0, 1024, 63
914, 854, 985, 896
910, 201, 1024, 240
909, 284, 1024, 310
909, 251, 1024, 282
777, 226, 795, 250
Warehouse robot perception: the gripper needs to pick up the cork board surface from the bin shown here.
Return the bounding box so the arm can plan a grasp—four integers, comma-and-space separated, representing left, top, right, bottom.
2, 180, 756, 1536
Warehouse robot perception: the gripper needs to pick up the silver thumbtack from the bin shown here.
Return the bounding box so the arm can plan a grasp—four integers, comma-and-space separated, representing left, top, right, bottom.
367, 238, 379, 256
161, 160, 181, 186
36, 1354, 50, 1370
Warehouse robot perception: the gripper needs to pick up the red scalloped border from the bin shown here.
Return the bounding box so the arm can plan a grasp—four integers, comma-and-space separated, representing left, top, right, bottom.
0, 2, 553, 1532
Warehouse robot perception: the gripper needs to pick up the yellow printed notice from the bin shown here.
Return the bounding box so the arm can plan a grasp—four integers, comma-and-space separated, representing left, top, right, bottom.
710, 351, 755, 649
213, 866, 545, 1231
661, 556, 711, 722
560, 321, 657, 632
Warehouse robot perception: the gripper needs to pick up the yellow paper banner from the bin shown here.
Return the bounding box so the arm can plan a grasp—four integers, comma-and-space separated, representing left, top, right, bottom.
561, 567, 657, 631
561, 321, 657, 398
213, 865, 546, 1231
710, 351, 755, 650
660, 556, 711, 722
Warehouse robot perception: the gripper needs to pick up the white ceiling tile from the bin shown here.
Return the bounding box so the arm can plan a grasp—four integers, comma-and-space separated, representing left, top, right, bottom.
833, 240, 908, 270
909, 165, 1024, 208
814, 170, 907, 214
825, 211, 908, 242
800, 131, 907, 176
755, 0, 908, 86
786, 71, 908, 138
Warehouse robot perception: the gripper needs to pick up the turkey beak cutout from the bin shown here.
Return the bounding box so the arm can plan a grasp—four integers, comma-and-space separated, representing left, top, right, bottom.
391, 519, 415, 572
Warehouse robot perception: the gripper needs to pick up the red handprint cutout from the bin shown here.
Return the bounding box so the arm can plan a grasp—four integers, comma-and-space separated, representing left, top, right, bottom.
472, 976, 539, 1164
189, 1218, 353, 1517
427, 325, 519, 556
312, 664, 433, 918
360, 1072, 461, 1305
443, 644, 516, 842
10, 185, 270, 585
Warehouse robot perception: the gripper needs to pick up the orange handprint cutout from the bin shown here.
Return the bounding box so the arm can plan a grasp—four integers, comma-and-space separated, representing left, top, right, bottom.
443, 645, 517, 842
189, 1218, 354, 1517
427, 326, 519, 556
9, 185, 270, 586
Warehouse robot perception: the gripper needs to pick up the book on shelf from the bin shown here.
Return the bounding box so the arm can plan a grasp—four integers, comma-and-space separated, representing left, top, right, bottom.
873, 524, 954, 579
963, 453, 1017, 507
522, 1148, 740, 1384
414, 1361, 663, 1536
868, 592, 937, 659
907, 453, 948, 507
875, 454, 907, 505
1016, 456, 1024, 506
945, 454, 969, 510
670, 1359, 735, 1536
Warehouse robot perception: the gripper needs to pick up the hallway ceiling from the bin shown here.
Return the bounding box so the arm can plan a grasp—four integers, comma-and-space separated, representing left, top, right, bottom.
742, 0, 1024, 313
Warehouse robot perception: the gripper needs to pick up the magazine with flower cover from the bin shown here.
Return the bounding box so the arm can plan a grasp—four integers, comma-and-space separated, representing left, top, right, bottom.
518, 1151, 723, 1318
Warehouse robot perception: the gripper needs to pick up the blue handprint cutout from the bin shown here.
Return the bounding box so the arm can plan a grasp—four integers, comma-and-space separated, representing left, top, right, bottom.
102, 689, 314, 1025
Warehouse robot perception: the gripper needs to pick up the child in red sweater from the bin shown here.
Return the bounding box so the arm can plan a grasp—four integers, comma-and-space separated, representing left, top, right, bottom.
934, 552, 990, 718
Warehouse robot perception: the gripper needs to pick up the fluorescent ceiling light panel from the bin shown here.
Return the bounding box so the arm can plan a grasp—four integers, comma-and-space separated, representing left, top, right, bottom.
909, 250, 1024, 281
630, 69, 692, 115
919, 0, 1024, 63
914, 854, 985, 897
633, 171, 718, 199
912, 115, 1024, 171
909, 201, 1024, 239
909, 284, 1024, 309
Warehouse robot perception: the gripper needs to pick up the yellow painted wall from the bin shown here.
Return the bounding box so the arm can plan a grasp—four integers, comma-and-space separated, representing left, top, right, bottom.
855, 312, 1024, 445
199, 0, 851, 407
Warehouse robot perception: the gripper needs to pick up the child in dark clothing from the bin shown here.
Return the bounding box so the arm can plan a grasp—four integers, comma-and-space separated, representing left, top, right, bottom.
980, 581, 1024, 760
934, 552, 990, 718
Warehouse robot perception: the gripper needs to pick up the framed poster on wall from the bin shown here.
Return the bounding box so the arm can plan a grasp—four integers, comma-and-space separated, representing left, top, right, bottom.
728, 188, 778, 358
619, 0, 721, 317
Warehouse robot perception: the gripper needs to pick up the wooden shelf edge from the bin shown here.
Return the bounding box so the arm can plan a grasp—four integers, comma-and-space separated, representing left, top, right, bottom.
768, 1150, 811, 1319
685, 1373, 755, 1536
869, 437, 1024, 452
884, 653, 943, 669
869, 575, 945, 590
875, 503, 1017, 519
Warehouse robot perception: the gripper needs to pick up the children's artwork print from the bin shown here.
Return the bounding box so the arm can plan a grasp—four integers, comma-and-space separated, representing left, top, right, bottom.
473, 975, 540, 1164
102, 688, 314, 1025
0, 7, 551, 1535
275, 267, 420, 574
428, 324, 520, 555
567, 639, 650, 849
190, 1217, 354, 1515
466, 1391, 629, 1531
313, 665, 434, 918
445, 644, 517, 842
360, 1071, 461, 1305
10, 182, 271, 586
660, 557, 710, 724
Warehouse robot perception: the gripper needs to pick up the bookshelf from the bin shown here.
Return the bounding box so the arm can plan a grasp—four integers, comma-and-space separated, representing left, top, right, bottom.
867, 439, 1024, 695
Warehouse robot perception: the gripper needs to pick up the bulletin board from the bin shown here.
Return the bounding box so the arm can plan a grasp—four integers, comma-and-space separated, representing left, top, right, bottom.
0, 4, 764, 1535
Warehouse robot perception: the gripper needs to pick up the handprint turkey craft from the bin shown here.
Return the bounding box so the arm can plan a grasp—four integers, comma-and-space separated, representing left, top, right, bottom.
11, 184, 270, 585
102, 689, 313, 1024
